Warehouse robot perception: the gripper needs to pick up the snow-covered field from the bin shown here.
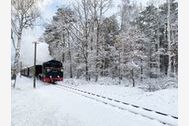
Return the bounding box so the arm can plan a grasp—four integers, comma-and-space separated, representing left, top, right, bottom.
12, 76, 178, 126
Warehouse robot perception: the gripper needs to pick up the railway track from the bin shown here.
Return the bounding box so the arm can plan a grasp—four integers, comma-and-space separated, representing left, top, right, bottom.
54, 83, 178, 126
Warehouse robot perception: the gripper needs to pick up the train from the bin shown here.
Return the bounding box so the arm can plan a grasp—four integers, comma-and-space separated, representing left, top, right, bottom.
21, 59, 63, 83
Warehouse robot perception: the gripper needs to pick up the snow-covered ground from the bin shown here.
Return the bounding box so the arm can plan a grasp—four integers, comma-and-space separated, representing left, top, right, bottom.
12, 76, 178, 126
62, 78, 178, 116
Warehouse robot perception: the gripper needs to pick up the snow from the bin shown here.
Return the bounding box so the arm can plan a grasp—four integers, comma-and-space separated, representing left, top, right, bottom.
62, 78, 178, 116
12, 76, 177, 126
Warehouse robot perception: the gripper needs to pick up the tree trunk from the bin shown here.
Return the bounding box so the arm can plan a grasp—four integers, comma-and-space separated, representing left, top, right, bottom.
85, 34, 89, 81
13, 29, 22, 88
95, 25, 100, 82
20, 61, 22, 77
67, 31, 73, 78
140, 59, 143, 82
131, 69, 135, 87
61, 32, 66, 79
118, 50, 122, 85
156, 12, 161, 78
14, 34, 22, 72
167, 0, 172, 77
62, 53, 65, 79
12, 69, 17, 88
85, 59, 89, 81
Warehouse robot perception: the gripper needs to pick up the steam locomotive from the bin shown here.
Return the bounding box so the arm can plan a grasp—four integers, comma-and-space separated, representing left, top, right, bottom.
21, 60, 63, 83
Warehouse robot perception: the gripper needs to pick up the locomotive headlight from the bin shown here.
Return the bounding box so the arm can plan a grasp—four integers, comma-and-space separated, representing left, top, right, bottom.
57, 75, 59, 78
50, 76, 52, 78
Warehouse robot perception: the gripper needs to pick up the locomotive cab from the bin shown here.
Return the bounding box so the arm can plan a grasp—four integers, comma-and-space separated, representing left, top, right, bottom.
41, 60, 63, 83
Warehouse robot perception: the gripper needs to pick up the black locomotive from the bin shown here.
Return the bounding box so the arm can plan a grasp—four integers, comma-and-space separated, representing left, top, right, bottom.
21, 60, 63, 83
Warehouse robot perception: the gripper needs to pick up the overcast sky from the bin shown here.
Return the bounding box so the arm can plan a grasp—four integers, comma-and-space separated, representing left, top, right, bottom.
13, 0, 165, 67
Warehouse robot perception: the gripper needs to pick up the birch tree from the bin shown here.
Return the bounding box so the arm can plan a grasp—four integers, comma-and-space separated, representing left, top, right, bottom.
11, 0, 40, 87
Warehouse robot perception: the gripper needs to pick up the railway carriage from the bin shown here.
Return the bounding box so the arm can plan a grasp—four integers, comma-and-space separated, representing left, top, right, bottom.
21, 65, 42, 77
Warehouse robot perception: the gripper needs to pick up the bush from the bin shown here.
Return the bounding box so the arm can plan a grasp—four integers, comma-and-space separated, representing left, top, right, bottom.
140, 77, 178, 92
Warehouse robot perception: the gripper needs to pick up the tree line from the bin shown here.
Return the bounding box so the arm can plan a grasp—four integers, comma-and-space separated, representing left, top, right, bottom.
42, 0, 178, 86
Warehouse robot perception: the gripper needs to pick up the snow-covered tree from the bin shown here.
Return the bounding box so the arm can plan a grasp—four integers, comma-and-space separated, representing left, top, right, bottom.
100, 15, 119, 77
159, 0, 178, 77
11, 0, 40, 87
86, 0, 113, 81
43, 7, 76, 78
136, 4, 161, 78
117, 25, 148, 86
116, 1, 148, 85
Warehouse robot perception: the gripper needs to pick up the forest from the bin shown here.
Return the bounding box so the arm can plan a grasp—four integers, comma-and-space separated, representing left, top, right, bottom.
42, 0, 178, 88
